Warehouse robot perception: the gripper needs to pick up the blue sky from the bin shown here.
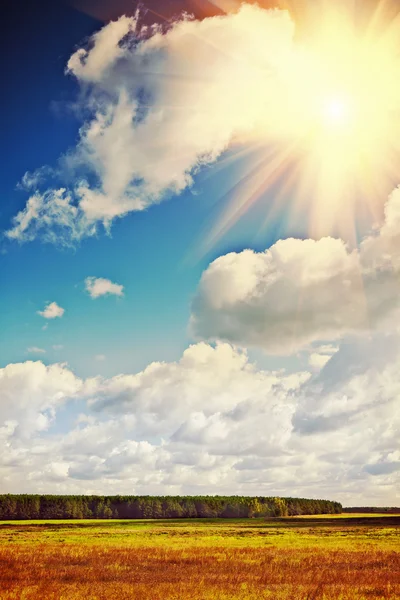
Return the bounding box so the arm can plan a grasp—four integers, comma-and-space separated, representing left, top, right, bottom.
0, 123, 299, 378
0, 0, 301, 378
1, 0, 399, 504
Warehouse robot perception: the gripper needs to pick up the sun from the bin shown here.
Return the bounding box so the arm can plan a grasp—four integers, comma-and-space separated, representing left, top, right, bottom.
278, 3, 400, 235
322, 96, 352, 128
208, 1, 400, 247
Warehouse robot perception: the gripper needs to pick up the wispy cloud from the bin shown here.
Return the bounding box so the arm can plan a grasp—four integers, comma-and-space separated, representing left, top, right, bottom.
27, 347, 46, 354
6, 189, 97, 246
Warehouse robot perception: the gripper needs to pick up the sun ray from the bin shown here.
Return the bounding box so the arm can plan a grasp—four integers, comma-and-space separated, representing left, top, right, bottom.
73, 0, 400, 249
198, 0, 400, 245
194, 141, 301, 259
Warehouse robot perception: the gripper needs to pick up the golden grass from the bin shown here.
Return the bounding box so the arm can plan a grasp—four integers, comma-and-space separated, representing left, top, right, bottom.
0, 516, 399, 599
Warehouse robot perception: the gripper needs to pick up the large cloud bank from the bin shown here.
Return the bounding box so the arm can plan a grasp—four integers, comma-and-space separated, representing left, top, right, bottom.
6, 5, 297, 244
1, 341, 398, 503
191, 186, 400, 353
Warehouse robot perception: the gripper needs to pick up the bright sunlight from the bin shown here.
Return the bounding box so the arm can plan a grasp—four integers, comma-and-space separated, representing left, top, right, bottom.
321, 96, 352, 128
207, 2, 400, 247
269, 4, 400, 233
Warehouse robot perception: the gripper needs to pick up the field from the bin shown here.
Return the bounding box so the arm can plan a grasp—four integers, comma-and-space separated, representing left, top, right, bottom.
0, 515, 399, 599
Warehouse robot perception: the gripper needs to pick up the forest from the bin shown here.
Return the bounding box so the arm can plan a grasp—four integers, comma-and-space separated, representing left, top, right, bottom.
0, 495, 342, 520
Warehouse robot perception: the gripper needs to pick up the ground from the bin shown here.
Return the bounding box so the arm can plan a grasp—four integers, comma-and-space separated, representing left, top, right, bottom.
0, 515, 399, 599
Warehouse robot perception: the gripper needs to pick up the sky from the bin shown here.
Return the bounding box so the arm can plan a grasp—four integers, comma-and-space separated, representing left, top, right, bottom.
0, 0, 399, 505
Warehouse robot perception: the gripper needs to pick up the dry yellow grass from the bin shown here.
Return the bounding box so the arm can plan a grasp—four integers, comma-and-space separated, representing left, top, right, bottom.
0, 516, 399, 599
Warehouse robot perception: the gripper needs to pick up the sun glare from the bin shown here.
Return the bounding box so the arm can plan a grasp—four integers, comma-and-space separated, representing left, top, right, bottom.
322, 96, 351, 128
275, 5, 400, 233
207, 1, 400, 248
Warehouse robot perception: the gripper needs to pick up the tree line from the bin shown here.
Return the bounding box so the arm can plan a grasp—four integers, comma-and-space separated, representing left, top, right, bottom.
0, 495, 342, 520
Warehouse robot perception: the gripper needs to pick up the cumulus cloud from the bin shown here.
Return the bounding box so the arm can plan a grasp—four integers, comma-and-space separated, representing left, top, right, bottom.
289, 336, 400, 503
191, 186, 400, 354
1, 341, 398, 504
82, 343, 305, 451
85, 276, 124, 299
0, 361, 81, 440
5, 6, 297, 243
37, 301, 65, 319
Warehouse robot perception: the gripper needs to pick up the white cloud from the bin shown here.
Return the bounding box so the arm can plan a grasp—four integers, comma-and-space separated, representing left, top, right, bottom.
314, 344, 339, 355
37, 301, 65, 319
308, 353, 331, 370
95, 354, 106, 361
83, 343, 306, 454
0, 361, 81, 440
0, 341, 398, 503
191, 186, 400, 354
85, 276, 124, 299
67, 16, 135, 83
17, 166, 54, 192
6, 188, 97, 246
308, 344, 338, 371
289, 337, 400, 505
52, 345, 64, 350
27, 347, 46, 355
5, 6, 297, 243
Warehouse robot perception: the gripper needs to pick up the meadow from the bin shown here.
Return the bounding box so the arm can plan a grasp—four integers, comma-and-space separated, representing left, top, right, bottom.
0, 515, 399, 599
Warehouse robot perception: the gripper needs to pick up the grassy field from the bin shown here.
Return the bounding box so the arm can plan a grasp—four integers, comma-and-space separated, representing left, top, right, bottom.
0, 515, 399, 599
